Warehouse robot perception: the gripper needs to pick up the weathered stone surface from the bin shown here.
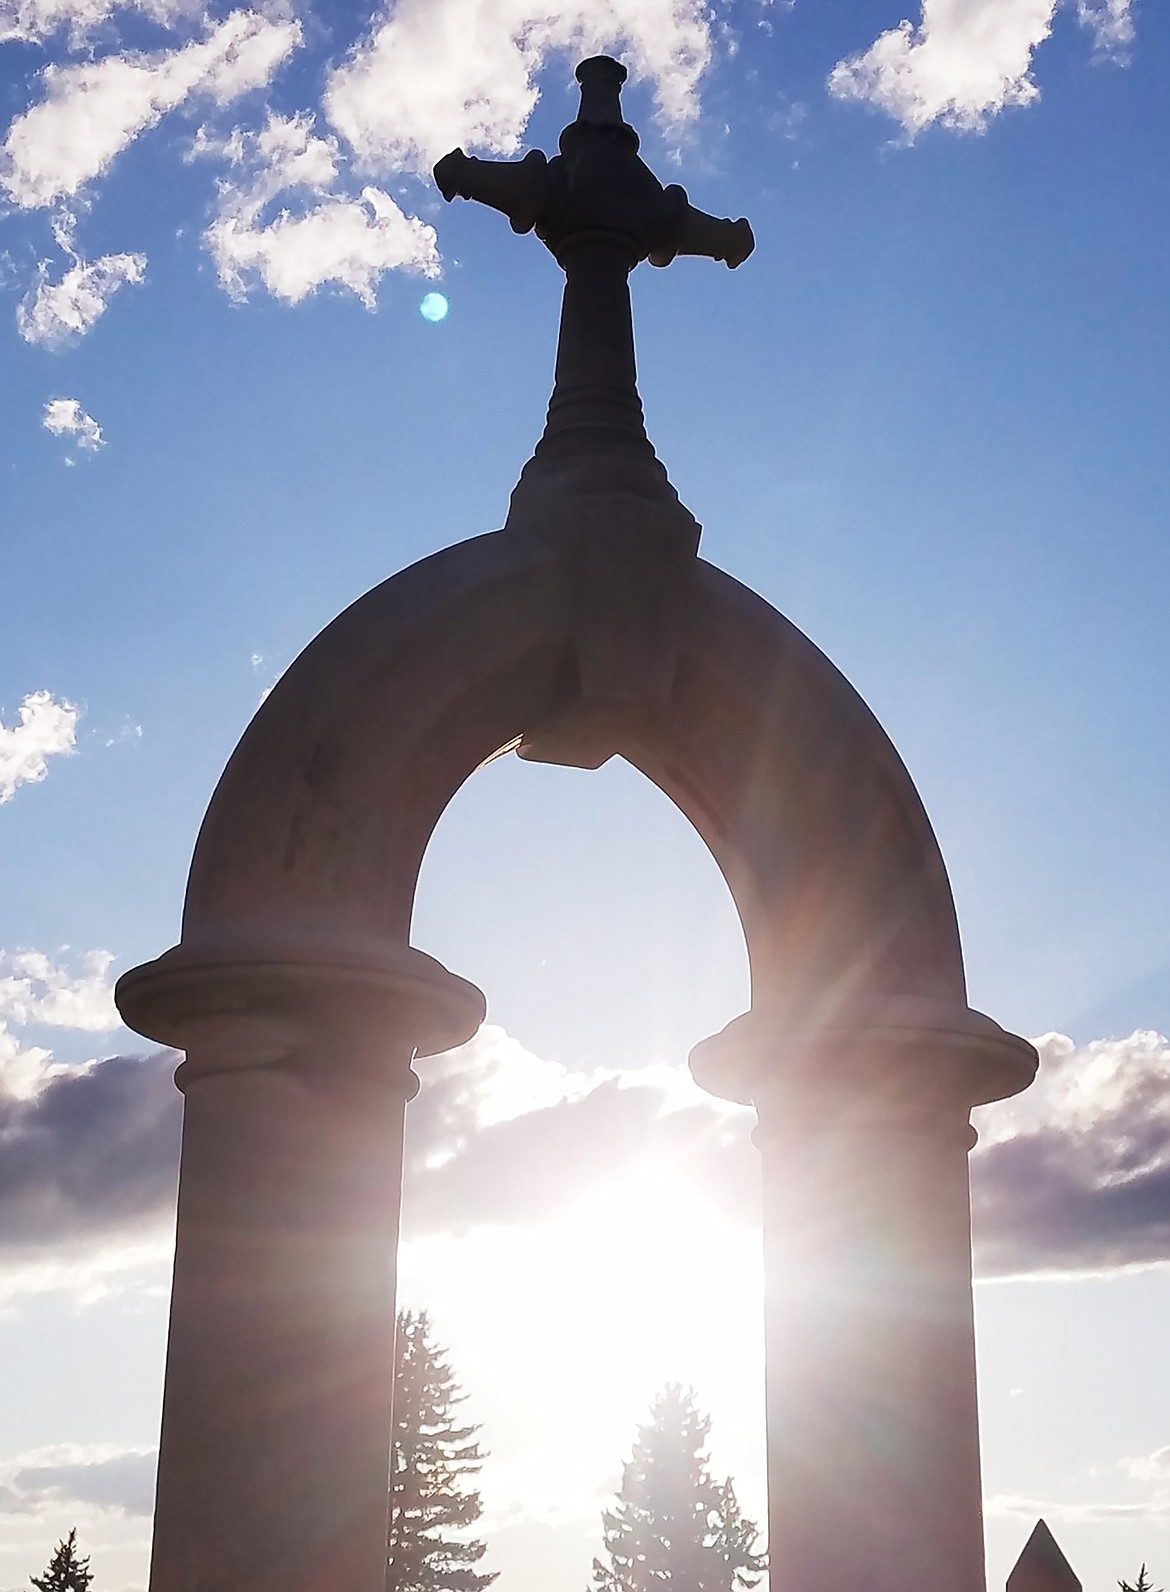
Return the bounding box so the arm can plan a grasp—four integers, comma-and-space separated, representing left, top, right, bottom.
116, 53, 1038, 1592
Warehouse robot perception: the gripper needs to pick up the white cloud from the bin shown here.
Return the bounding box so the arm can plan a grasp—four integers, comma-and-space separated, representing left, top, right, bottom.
43, 396, 103, 450
0, 690, 77, 804
324, 0, 712, 175
0, 1022, 51, 1104
18, 251, 146, 347
1076, 0, 1134, 53
827, 0, 1136, 136
1128, 1446, 1170, 1485
0, 949, 120, 1033
421, 1022, 732, 1136
0, 948, 119, 1101
0, 0, 197, 47
103, 719, 144, 748
204, 112, 439, 306
975, 1029, 1170, 1149
984, 1490, 1170, 1523
1, 8, 302, 209
828, 0, 1058, 134
0, 1227, 173, 1309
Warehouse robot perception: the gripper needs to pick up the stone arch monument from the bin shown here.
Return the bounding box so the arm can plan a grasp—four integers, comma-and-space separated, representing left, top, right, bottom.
117, 57, 1038, 1592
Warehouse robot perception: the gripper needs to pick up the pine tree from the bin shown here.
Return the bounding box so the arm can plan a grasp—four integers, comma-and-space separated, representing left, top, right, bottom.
29, 1529, 93, 1591
591, 1384, 765, 1592
1120, 1570, 1161, 1592
388, 1309, 496, 1592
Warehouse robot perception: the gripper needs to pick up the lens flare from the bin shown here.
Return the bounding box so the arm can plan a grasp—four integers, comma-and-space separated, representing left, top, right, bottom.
419, 292, 449, 323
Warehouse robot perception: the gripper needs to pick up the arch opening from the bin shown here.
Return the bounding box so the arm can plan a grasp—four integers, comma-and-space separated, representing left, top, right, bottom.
412, 748, 750, 1071
403, 748, 765, 1590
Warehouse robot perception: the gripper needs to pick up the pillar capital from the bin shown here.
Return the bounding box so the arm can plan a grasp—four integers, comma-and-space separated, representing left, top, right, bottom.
690, 996, 1037, 1137
115, 935, 485, 1091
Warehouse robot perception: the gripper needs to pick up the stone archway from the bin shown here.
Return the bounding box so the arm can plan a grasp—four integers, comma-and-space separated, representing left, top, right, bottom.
118, 57, 1037, 1592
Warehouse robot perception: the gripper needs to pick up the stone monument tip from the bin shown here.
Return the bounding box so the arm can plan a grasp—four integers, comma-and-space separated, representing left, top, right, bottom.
572, 55, 635, 143
1006, 1518, 1082, 1592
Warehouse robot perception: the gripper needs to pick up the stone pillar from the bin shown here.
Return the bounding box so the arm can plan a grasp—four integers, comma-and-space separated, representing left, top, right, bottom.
757, 1088, 985, 1591
691, 1003, 1036, 1592
116, 947, 485, 1592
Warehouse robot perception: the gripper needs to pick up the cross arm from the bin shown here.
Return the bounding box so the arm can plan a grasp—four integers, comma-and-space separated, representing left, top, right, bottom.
648, 187, 755, 270
433, 148, 548, 236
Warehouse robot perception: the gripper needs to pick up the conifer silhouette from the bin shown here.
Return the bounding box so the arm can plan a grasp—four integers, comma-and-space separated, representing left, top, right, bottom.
29, 1529, 93, 1591
591, 1384, 765, 1592
388, 1310, 496, 1592
1120, 1569, 1161, 1592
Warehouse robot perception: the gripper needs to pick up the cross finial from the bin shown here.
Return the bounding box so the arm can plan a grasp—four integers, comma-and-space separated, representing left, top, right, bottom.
433, 58, 753, 537
434, 56, 753, 271
433, 60, 753, 763
572, 55, 634, 140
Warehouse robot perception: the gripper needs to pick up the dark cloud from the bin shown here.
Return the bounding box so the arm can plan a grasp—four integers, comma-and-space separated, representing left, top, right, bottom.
403, 1074, 758, 1238
971, 1033, 1170, 1278
407, 1025, 1170, 1286
3, 1451, 156, 1517
0, 1052, 181, 1256
973, 1133, 1170, 1276
2, 1030, 1168, 1286
407, 1031, 1170, 1283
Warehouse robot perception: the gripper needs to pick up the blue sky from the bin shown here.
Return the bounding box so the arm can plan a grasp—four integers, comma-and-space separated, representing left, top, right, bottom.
1, 1, 1169, 1588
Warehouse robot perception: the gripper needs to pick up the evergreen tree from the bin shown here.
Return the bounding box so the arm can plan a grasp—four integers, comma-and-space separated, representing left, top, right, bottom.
388, 1309, 496, 1592
591, 1384, 765, 1592
1120, 1570, 1161, 1592
29, 1529, 93, 1591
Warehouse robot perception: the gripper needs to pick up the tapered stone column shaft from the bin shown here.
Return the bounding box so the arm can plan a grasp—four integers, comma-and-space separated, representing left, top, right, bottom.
758, 1098, 985, 1592
149, 1050, 410, 1592
541, 235, 645, 456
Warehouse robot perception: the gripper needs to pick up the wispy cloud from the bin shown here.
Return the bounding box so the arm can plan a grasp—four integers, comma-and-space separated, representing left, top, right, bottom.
0, 1, 719, 320
403, 1027, 755, 1239
828, 0, 1136, 137
0, 690, 77, 804
1, 8, 301, 208
203, 111, 439, 307
323, 0, 712, 175
0, 948, 121, 1033
18, 250, 146, 347
43, 396, 103, 451
986, 1490, 1170, 1523
0, 1023, 50, 1111
0, 1445, 156, 1517
0, 0, 197, 47
1077, 0, 1135, 55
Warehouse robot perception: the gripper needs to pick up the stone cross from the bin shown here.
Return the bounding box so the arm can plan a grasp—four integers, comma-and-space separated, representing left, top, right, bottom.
434, 57, 754, 533
434, 56, 753, 272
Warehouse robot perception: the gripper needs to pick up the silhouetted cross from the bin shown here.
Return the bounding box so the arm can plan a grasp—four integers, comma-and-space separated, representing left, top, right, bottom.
435, 55, 753, 273
434, 57, 754, 528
